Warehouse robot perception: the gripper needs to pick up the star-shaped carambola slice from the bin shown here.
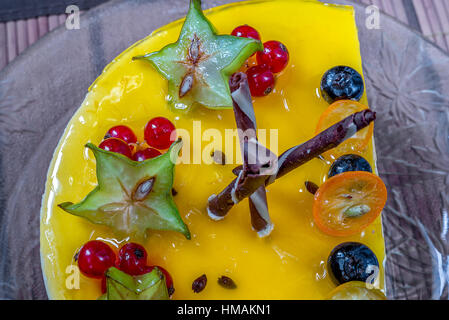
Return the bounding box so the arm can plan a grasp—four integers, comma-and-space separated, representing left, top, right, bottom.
58, 139, 190, 239
98, 267, 169, 300
133, 0, 263, 111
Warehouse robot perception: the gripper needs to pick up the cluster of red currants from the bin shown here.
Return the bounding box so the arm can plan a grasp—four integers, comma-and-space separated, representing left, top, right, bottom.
231, 25, 289, 97
99, 117, 176, 160
77, 240, 174, 295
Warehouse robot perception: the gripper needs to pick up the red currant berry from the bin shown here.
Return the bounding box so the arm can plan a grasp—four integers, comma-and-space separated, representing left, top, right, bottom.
231, 25, 261, 40
132, 148, 162, 161
256, 40, 289, 73
104, 125, 137, 145
118, 243, 148, 275
99, 138, 132, 158
246, 65, 275, 97
77, 240, 116, 278
144, 117, 176, 150
145, 266, 174, 296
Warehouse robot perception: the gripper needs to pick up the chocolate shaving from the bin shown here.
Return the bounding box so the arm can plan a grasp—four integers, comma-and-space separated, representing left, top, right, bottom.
305, 181, 319, 195
192, 274, 207, 293
207, 109, 376, 218
218, 276, 237, 289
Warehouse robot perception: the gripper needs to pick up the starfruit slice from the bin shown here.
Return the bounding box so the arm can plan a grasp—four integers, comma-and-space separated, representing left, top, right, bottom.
133, 0, 263, 111
98, 267, 169, 300
58, 139, 190, 239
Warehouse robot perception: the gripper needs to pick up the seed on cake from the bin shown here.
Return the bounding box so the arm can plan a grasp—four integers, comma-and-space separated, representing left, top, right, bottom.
305, 181, 319, 195
192, 274, 207, 293
218, 276, 237, 289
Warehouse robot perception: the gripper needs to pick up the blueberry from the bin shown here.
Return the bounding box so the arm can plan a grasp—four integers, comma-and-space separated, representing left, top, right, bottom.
328, 154, 372, 178
328, 242, 379, 285
320, 66, 364, 103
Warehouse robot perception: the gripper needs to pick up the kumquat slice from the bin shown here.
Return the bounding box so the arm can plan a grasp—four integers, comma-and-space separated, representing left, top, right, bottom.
315, 100, 374, 160
327, 281, 387, 300
313, 171, 387, 237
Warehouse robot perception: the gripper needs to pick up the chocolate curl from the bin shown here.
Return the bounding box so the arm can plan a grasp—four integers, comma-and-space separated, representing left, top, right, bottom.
208, 109, 376, 218
233, 110, 376, 182
267, 109, 376, 184
207, 152, 273, 220
230, 165, 273, 236
229, 72, 273, 237
207, 73, 277, 232
249, 186, 273, 237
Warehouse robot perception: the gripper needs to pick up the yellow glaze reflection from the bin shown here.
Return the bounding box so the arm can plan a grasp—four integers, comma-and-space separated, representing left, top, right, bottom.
40, 0, 385, 300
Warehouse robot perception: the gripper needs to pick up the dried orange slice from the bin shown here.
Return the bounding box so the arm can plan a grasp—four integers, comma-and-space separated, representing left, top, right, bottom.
315, 100, 374, 160
327, 281, 387, 300
313, 171, 387, 237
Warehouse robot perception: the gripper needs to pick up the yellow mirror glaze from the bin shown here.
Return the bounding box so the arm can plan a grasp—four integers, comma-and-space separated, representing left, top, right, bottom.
40, 0, 386, 300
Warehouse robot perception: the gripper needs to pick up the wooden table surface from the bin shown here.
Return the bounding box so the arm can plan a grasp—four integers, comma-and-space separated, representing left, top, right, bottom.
0, 0, 448, 72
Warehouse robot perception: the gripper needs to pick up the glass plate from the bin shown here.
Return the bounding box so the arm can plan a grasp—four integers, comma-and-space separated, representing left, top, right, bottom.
0, 0, 448, 299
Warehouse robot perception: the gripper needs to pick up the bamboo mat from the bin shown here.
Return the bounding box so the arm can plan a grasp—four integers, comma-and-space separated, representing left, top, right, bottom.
0, 0, 448, 72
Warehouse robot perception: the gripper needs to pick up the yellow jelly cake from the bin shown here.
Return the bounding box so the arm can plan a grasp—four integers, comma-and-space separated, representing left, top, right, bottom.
40, 0, 386, 300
